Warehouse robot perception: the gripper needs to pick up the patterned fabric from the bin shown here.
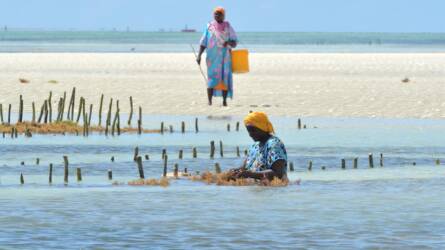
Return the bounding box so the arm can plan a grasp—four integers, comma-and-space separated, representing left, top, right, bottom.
199, 20, 238, 98
245, 136, 288, 172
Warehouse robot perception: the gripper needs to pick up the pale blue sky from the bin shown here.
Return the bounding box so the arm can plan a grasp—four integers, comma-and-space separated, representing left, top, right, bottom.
1, 0, 444, 32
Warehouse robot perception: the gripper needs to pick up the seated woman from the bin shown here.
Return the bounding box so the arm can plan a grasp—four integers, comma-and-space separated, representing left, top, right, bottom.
229, 112, 288, 181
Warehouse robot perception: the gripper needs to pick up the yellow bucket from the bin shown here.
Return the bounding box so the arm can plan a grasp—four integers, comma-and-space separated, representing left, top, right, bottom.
231, 49, 249, 73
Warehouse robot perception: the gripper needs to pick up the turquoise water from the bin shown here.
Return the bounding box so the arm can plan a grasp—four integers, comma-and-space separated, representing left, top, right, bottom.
1, 31, 445, 52
1, 116, 445, 248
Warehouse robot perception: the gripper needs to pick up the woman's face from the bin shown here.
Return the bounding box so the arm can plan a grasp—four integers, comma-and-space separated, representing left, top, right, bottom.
246, 125, 268, 142
214, 12, 225, 23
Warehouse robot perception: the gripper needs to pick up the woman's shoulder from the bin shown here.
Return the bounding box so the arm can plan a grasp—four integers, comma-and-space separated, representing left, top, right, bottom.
266, 136, 285, 147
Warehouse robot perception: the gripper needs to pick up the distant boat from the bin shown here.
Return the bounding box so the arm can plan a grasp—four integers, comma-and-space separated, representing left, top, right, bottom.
181, 25, 196, 33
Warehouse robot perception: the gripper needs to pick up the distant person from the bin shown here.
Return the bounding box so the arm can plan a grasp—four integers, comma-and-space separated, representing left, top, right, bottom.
228, 112, 288, 181
196, 6, 238, 106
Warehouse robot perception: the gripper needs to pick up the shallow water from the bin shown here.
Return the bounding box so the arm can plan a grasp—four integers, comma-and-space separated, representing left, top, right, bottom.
1, 116, 445, 249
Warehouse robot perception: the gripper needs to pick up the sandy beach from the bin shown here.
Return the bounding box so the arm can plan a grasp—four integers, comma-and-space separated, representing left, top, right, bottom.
0, 53, 444, 118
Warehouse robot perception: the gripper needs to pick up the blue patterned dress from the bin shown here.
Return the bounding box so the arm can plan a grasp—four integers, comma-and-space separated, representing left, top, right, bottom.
199, 21, 238, 98
245, 136, 288, 172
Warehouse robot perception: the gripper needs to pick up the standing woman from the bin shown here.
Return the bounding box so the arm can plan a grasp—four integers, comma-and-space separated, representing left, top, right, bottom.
196, 7, 238, 106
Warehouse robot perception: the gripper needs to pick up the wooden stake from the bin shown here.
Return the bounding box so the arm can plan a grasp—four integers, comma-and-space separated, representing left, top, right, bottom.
136, 156, 145, 179
227, 123, 230, 132
379, 153, 383, 167
144, 154, 149, 160
43, 100, 48, 124
18, 95, 23, 123
308, 161, 312, 171
298, 118, 302, 129
111, 100, 119, 136
111, 156, 115, 162
215, 163, 221, 174
162, 149, 166, 160
60, 91, 66, 121
67, 87, 76, 120
368, 153, 374, 168
128, 96, 133, 126
76, 168, 82, 182
31, 102, 36, 123
236, 122, 240, 131
341, 159, 346, 169
76, 97, 84, 123
20, 173, 24, 184
169, 125, 173, 133
0, 103, 3, 124
88, 104, 93, 126
7, 104, 11, 125
192, 147, 197, 158
63, 155, 69, 183
163, 155, 168, 177
195, 117, 199, 133
174, 164, 179, 178
133, 146, 139, 161
160, 122, 164, 135
49, 163, 53, 184
436, 159, 441, 165
289, 162, 294, 171
181, 121, 185, 133
210, 141, 215, 158
48, 91, 52, 122
353, 158, 358, 169
138, 106, 142, 135
105, 98, 113, 136
219, 140, 224, 157
179, 149, 183, 159
98, 94, 104, 126
236, 146, 240, 157
108, 169, 113, 180
36, 158, 40, 165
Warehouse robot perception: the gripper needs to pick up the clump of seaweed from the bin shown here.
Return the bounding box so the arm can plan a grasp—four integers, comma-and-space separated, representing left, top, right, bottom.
128, 177, 169, 187
19, 78, 30, 84
48, 80, 58, 84
188, 171, 290, 187
0, 121, 161, 135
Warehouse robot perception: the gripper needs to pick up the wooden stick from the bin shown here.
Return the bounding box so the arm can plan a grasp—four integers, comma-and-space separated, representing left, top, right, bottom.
133, 146, 139, 161
48, 91, 52, 122
179, 149, 183, 159
63, 156, 69, 183
162, 149, 166, 160
436, 159, 441, 165
111, 100, 119, 136
236, 146, 240, 157
128, 96, 133, 126
341, 159, 346, 169
174, 164, 179, 178
236, 122, 240, 131
7, 104, 11, 125
136, 156, 145, 179
105, 98, 113, 136
98, 94, 104, 126
163, 155, 168, 177
379, 153, 383, 167
215, 163, 221, 174
60, 91, 66, 121
298, 118, 302, 129
181, 121, 185, 133
353, 158, 358, 169
31, 102, 35, 123
14, 127, 18, 138
195, 117, 199, 133
20, 173, 24, 184
160, 122, 164, 135
308, 161, 312, 171
43, 100, 48, 124
219, 140, 224, 157
111, 156, 115, 162
76, 97, 83, 123
18, 95, 23, 123
227, 124, 230, 132
117, 107, 121, 136
108, 169, 113, 180
88, 104, 93, 126
210, 141, 215, 158
67, 87, 76, 120
36, 158, 40, 165
49, 163, 53, 184
192, 147, 197, 158
0, 103, 3, 124
169, 125, 173, 133
76, 168, 82, 182
145, 154, 149, 160
368, 153, 374, 168
138, 106, 142, 135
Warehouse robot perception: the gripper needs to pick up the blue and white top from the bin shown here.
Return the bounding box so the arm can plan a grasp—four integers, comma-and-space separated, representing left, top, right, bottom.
245, 136, 287, 172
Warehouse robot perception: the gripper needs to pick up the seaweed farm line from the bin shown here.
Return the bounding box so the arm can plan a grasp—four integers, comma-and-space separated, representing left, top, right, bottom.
1, 111, 445, 248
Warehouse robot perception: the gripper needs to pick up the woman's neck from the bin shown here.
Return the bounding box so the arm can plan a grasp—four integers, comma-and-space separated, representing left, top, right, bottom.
259, 134, 272, 144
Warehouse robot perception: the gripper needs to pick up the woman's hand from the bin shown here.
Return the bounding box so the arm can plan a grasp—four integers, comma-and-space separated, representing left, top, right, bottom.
224, 41, 237, 48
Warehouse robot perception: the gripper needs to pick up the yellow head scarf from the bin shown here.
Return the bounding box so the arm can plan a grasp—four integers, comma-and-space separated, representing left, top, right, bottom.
243, 111, 274, 134
214, 6, 225, 15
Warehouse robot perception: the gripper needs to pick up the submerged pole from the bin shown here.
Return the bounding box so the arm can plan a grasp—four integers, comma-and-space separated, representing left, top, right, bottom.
63, 155, 69, 183
368, 154, 374, 168
136, 156, 145, 179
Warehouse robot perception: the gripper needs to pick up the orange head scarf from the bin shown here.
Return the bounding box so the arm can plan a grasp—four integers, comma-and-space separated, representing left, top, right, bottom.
243, 112, 275, 134
214, 6, 225, 15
